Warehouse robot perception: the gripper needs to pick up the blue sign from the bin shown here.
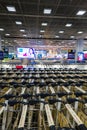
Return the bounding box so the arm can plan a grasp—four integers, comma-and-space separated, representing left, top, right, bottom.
19, 48, 23, 52
0, 51, 4, 60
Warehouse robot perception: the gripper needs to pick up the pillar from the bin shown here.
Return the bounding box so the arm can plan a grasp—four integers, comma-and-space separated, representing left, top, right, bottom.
0, 36, 2, 50
75, 38, 84, 62
9, 46, 14, 53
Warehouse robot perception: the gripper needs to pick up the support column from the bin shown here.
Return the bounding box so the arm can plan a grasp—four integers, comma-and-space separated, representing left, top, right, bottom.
9, 46, 14, 53
0, 36, 2, 50
75, 38, 84, 62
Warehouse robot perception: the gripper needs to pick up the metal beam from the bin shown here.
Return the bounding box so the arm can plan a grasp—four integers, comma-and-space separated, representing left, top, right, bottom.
4, 36, 78, 40
0, 13, 87, 20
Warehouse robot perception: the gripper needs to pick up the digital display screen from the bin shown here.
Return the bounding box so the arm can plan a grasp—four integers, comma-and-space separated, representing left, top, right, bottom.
0, 51, 4, 60
17, 48, 35, 58
68, 49, 75, 59
83, 51, 87, 60
35, 50, 47, 59
2, 47, 9, 58
77, 52, 84, 61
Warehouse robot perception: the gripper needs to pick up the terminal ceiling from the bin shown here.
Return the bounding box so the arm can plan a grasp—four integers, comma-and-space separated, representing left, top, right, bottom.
0, 0, 87, 48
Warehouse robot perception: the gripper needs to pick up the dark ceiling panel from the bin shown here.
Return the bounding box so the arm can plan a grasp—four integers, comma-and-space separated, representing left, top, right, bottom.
0, 0, 87, 47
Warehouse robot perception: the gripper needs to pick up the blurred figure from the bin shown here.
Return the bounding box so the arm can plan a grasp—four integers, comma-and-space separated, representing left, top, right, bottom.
28, 48, 35, 59
12, 56, 14, 60
28, 48, 36, 66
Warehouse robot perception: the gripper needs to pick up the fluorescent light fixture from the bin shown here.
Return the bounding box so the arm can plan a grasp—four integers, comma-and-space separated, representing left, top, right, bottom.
5, 33, 10, 36
23, 34, 27, 37
59, 31, 64, 33
5, 41, 8, 43
55, 35, 59, 38
39, 35, 42, 37
70, 36, 75, 38
1, 39, 4, 42
0, 28, 4, 31
40, 30, 45, 33
15, 21, 22, 25
65, 23, 72, 27
43, 9, 52, 14
14, 40, 17, 42
6, 6, 16, 12
61, 41, 64, 43
26, 41, 29, 43
41, 23, 48, 26
20, 29, 25, 32
77, 31, 83, 34
76, 10, 86, 15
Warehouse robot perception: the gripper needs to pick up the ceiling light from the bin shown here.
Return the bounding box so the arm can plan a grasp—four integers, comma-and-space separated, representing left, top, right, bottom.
59, 31, 64, 33
76, 10, 86, 15
41, 23, 48, 26
1, 39, 4, 42
15, 21, 22, 25
72, 41, 75, 44
5, 34, 10, 36
14, 40, 17, 42
61, 41, 64, 43
39, 35, 42, 37
40, 30, 45, 33
55, 35, 59, 38
26, 41, 29, 43
43, 9, 52, 14
23, 34, 27, 37
77, 31, 83, 34
5, 41, 8, 43
20, 29, 25, 32
70, 36, 75, 38
65, 23, 72, 27
6, 6, 16, 12
0, 28, 4, 31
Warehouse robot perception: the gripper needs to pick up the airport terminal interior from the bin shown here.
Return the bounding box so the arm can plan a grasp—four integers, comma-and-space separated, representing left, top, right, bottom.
0, 0, 87, 130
